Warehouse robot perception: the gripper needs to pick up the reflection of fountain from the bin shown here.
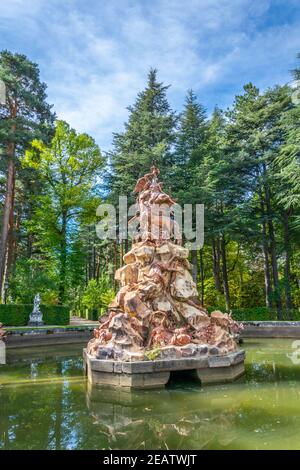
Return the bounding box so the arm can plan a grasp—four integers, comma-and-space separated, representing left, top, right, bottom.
86, 381, 239, 449
30, 361, 39, 379
85, 167, 245, 388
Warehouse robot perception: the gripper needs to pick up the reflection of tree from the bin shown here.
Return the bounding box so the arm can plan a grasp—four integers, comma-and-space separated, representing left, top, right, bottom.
0, 346, 86, 450
2, 340, 300, 450
54, 362, 62, 450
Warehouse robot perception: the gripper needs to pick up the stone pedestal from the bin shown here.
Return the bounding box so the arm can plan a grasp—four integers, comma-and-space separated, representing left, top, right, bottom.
84, 349, 245, 389
27, 319, 44, 327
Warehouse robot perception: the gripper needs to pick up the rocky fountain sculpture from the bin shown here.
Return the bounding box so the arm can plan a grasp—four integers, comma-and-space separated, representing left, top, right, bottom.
85, 167, 245, 388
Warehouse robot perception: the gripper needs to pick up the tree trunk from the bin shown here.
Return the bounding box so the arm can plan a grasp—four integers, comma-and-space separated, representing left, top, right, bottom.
93, 234, 96, 279
58, 211, 67, 304
112, 241, 118, 291
0, 141, 16, 302
212, 237, 222, 292
220, 234, 230, 311
259, 195, 273, 309
95, 249, 100, 280
268, 220, 283, 319
6, 195, 19, 285
283, 210, 293, 316
88, 226, 93, 281
263, 172, 283, 320
191, 249, 198, 285
199, 248, 204, 306
120, 240, 124, 267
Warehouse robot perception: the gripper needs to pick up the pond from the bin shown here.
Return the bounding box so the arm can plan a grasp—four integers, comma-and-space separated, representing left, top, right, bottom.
1, 338, 300, 450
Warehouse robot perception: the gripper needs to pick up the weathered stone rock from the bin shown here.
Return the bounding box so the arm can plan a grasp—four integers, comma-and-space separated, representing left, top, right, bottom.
197, 345, 208, 356
115, 263, 138, 285
170, 244, 189, 259
158, 346, 179, 359
176, 302, 209, 328
208, 346, 220, 356
123, 291, 150, 318
152, 296, 173, 313
134, 245, 155, 264
123, 250, 136, 265
170, 270, 198, 300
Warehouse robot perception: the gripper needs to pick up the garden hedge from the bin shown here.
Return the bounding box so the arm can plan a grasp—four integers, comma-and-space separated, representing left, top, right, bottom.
208, 306, 300, 321
0, 304, 70, 326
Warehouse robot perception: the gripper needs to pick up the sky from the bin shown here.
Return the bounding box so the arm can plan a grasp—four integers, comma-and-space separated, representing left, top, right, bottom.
1, 0, 300, 150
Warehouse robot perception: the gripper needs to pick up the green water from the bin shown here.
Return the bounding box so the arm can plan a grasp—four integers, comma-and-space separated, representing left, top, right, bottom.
1, 339, 300, 450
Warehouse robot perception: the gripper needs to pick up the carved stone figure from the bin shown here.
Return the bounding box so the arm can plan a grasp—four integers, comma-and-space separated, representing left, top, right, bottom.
28, 293, 44, 326
87, 167, 242, 361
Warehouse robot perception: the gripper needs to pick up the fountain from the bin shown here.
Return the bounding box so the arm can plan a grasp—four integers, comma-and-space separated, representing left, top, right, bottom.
84, 167, 245, 388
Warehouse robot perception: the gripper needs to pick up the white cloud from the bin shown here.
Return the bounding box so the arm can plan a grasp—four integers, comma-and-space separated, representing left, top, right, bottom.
1, 0, 300, 149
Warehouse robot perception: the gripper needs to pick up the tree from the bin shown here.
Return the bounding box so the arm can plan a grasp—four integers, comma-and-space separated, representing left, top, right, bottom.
274, 59, 300, 313
226, 83, 292, 318
0, 51, 54, 301
109, 68, 177, 204
173, 90, 207, 289
23, 120, 104, 303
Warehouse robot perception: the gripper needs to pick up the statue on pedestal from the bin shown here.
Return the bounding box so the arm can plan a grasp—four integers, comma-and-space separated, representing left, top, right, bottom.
28, 293, 44, 326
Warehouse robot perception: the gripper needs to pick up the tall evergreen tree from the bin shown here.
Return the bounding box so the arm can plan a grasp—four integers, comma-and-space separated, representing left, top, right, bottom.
0, 51, 54, 301
173, 90, 207, 288
109, 69, 177, 204
226, 83, 292, 318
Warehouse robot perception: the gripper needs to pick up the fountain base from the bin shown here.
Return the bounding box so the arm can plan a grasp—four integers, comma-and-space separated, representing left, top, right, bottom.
84, 349, 245, 389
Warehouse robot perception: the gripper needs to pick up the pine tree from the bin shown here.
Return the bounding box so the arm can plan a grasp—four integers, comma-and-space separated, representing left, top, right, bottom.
0, 51, 54, 301
109, 69, 177, 204
173, 90, 207, 288
226, 83, 292, 318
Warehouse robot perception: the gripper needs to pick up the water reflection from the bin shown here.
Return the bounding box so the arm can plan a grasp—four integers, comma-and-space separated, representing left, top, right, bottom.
1, 339, 300, 450
86, 382, 239, 449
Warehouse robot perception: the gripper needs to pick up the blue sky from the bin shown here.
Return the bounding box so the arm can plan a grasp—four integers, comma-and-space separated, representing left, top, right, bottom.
1, 0, 300, 150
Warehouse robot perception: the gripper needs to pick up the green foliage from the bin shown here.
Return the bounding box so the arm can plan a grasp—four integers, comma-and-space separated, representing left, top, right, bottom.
82, 277, 115, 313
19, 120, 104, 303
145, 346, 161, 361
0, 50, 55, 148
208, 306, 300, 321
109, 68, 177, 204
99, 289, 115, 311
0, 304, 69, 326
8, 258, 59, 304
1, 56, 300, 322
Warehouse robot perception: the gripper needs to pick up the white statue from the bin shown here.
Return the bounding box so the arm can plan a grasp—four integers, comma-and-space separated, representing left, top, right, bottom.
28, 293, 44, 326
